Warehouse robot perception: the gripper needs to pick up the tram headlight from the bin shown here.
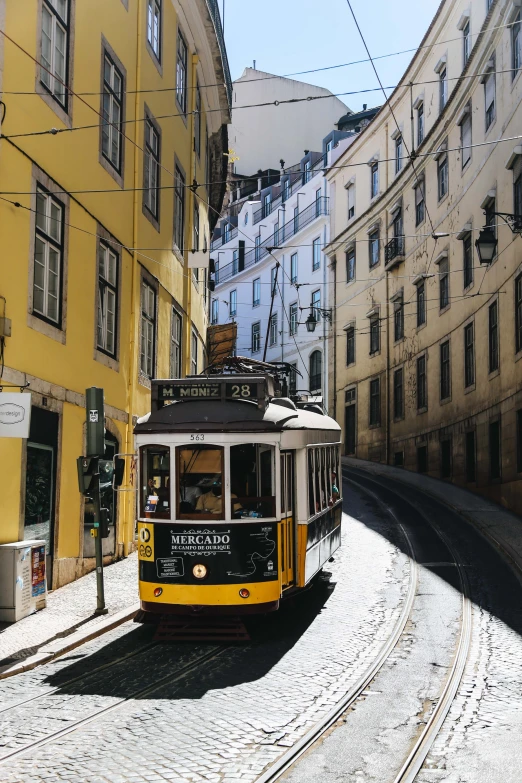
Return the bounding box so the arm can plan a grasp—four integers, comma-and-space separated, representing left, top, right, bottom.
154, 587, 163, 597
193, 563, 208, 580
239, 588, 250, 599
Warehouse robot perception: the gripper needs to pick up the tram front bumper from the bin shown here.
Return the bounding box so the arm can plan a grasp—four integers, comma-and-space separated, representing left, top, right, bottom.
139, 580, 281, 614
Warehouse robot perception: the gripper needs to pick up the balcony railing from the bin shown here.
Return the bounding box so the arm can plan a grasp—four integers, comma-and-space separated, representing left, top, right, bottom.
205, 0, 232, 107
215, 197, 329, 285
211, 225, 238, 251
252, 155, 327, 225
385, 235, 405, 267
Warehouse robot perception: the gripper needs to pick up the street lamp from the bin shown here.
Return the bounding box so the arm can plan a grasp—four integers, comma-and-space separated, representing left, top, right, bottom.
305, 313, 317, 333
475, 226, 497, 265
301, 307, 333, 333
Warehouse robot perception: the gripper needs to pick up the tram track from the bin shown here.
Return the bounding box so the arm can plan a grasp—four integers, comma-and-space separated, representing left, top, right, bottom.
0, 645, 226, 765
256, 467, 472, 783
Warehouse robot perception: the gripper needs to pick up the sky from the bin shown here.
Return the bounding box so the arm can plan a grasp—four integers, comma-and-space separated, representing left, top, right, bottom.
221, 0, 442, 113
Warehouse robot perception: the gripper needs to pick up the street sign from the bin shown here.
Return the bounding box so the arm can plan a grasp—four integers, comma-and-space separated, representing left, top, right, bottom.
0, 393, 31, 438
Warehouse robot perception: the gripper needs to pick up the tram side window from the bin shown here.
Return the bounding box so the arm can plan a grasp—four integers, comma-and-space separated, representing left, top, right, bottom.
140, 446, 171, 519
308, 450, 315, 517
177, 446, 224, 519
230, 444, 276, 518
330, 446, 340, 504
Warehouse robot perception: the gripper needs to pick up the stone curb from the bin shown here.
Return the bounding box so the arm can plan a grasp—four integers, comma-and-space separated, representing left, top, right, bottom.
0, 601, 140, 680
342, 457, 522, 581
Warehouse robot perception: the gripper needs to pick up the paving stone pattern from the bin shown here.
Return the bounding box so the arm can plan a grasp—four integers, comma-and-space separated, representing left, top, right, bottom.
0, 554, 139, 664
0, 505, 410, 783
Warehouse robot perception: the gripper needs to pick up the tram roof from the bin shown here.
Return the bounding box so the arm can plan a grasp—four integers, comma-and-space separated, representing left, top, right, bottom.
134, 398, 341, 435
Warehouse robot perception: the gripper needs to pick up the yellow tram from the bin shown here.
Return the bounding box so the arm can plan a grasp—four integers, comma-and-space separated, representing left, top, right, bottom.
135, 365, 342, 615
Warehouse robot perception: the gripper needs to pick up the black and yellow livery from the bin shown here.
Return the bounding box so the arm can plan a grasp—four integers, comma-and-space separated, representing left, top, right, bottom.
134, 366, 342, 616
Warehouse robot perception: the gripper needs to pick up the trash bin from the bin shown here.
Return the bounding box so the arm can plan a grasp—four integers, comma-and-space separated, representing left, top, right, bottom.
0, 540, 47, 622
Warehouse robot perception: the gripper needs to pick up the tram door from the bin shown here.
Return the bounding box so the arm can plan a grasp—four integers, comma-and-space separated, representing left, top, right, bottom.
280, 452, 295, 587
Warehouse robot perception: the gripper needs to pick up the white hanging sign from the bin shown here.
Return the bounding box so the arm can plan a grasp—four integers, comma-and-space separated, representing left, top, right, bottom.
0, 393, 32, 438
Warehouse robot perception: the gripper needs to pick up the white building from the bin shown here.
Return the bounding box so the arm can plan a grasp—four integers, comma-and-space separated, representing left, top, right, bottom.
229, 68, 350, 175
211, 139, 354, 405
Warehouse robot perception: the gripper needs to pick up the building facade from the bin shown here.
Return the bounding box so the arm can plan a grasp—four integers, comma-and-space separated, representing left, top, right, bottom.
212, 139, 354, 401
0, 0, 230, 587
229, 67, 350, 176
327, 0, 522, 511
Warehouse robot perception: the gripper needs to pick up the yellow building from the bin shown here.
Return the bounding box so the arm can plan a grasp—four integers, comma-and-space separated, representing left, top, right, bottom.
327, 0, 522, 512
0, 0, 231, 587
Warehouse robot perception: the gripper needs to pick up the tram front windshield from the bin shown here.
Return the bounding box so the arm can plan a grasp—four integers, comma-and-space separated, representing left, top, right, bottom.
176, 444, 275, 520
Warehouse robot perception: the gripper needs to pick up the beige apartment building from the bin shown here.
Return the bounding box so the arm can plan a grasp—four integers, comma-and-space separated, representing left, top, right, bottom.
326, 0, 522, 512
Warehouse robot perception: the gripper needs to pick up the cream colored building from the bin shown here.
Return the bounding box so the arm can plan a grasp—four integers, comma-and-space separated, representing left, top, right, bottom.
326, 0, 522, 512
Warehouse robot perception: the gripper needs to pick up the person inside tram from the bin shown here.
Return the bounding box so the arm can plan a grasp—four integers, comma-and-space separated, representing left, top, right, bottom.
330, 471, 340, 505
195, 479, 241, 514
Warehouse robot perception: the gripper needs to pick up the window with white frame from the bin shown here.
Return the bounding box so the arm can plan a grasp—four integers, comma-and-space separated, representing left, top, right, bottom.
484, 63, 496, 130
271, 265, 277, 295
41, 0, 69, 108
253, 278, 260, 307
347, 183, 355, 219
416, 280, 426, 327
417, 102, 424, 145
174, 165, 185, 250
255, 234, 261, 262
229, 289, 237, 317
395, 135, 403, 174
437, 153, 449, 200
289, 302, 298, 335
369, 315, 380, 354
170, 307, 182, 378
415, 181, 425, 226
439, 66, 448, 111
33, 186, 64, 326
439, 258, 450, 309
269, 312, 278, 345
369, 230, 380, 268
97, 242, 118, 357
191, 329, 198, 375
147, 0, 161, 60
232, 249, 239, 276
312, 237, 321, 271
370, 162, 379, 198
211, 298, 218, 325
312, 289, 321, 322
176, 29, 188, 113
460, 108, 472, 168
252, 322, 261, 353
101, 53, 123, 172
346, 246, 356, 282
140, 281, 156, 378
143, 118, 160, 220
463, 19, 471, 65
290, 252, 298, 284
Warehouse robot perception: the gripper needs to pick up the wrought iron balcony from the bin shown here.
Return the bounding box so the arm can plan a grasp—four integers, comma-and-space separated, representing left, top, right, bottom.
385, 235, 405, 267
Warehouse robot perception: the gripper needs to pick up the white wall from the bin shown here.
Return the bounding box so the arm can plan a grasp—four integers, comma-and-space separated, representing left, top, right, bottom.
230, 68, 350, 174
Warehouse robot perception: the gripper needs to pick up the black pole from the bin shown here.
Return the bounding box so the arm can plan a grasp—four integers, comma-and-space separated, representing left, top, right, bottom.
85, 387, 108, 616
91, 457, 108, 615
263, 262, 279, 362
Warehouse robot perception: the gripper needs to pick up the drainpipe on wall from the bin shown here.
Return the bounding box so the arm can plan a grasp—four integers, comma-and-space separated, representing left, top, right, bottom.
332, 256, 337, 424
385, 269, 390, 466
323, 217, 327, 409
124, 0, 144, 557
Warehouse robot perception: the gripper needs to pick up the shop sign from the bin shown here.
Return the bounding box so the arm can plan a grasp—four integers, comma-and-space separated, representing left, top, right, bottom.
0, 393, 32, 438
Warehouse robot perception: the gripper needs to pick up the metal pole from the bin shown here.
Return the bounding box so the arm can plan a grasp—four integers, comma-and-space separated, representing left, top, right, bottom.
91, 457, 108, 615
263, 262, 279, 362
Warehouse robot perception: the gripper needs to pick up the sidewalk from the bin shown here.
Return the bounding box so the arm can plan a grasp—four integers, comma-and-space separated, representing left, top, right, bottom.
343, 457, 522, 577
0, 553, 139, 675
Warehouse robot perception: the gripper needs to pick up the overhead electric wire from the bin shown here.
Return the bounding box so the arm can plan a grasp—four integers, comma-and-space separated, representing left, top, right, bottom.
0, 20, 515, 97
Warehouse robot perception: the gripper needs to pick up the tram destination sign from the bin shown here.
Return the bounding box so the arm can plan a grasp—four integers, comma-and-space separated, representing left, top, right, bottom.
152, 376, 274, 411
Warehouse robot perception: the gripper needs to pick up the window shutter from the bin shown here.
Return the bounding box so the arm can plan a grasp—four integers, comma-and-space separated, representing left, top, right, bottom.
415, 182, 424, 206
462, 115, 471, 152
439, 258, 448, 275
348, 185, 355, 215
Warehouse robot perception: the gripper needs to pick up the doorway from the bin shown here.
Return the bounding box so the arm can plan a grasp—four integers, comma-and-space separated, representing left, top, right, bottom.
24, 407, 59, 584
280, 451, 295, 588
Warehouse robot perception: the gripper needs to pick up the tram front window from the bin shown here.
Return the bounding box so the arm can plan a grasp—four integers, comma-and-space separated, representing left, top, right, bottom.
177, 446, 225, 519
230, 444, 275, 518
140, 446, 170, 519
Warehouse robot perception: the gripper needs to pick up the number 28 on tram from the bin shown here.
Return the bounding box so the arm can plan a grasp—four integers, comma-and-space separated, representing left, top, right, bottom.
134, 374, 343, 615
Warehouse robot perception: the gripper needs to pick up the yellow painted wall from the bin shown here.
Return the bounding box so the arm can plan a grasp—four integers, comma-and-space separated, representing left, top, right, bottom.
0, 0, 229, 586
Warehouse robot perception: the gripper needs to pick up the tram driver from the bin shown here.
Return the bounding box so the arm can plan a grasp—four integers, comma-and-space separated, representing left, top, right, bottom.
195, 480, 242, 514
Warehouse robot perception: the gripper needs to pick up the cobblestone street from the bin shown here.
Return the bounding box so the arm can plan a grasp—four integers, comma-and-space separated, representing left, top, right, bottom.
1, 463, 522, 782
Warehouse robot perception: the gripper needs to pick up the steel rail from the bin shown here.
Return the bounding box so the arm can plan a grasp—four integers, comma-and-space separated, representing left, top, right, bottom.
344, 467, 473, 783
254, 477, 419, 783
0, 645, 226, 764
0, 639, 160, 716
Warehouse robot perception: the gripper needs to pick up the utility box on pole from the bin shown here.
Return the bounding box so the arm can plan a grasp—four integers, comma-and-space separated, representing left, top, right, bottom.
86, 387, 105, 457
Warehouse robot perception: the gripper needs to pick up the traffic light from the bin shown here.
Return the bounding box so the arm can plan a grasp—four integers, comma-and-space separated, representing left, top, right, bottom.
86, 387, 105, 457
77, 456, 96, 496
99, 508, 111, 538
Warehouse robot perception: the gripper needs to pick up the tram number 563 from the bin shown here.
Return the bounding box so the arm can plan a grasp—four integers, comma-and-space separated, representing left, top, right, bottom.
190, 434, 205, 441
230, 384, 251, 398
